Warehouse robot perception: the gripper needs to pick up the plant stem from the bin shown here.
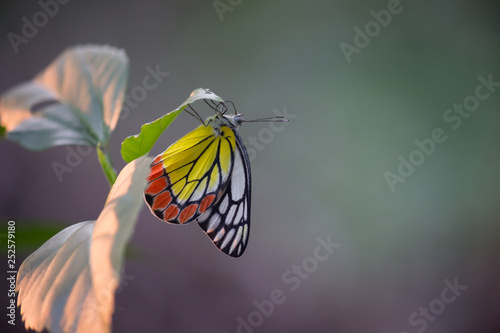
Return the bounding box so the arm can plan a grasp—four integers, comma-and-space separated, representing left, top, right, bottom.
97, 144, 117, 186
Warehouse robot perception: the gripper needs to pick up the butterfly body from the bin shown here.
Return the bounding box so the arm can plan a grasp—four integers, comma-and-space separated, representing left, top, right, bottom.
144, 113, 251, 257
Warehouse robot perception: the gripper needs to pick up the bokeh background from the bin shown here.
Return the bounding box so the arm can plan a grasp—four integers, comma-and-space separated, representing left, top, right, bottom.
1, 0, 500, 332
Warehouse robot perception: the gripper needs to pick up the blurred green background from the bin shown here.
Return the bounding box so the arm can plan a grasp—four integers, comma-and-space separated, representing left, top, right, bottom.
1, 0, 500, 332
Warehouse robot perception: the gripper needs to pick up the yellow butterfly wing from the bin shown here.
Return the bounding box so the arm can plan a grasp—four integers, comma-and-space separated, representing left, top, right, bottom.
144, 123, 236, 224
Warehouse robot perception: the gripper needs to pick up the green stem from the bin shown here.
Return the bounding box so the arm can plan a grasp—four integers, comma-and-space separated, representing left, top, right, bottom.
97, 144, 117, 186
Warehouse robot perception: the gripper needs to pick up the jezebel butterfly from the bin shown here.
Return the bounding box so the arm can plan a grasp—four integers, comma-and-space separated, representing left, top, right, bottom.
144, 100, 286, 257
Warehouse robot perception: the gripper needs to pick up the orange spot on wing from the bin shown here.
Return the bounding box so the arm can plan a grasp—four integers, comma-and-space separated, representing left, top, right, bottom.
152, 191, 172, 210
178, 204, 198, 224
147, 171, 164, 182
164, 205, 180, 221
199, 194, 216, 213
147, 163, 165, 181
145, 177, 168, 195
152, 155, 162, 165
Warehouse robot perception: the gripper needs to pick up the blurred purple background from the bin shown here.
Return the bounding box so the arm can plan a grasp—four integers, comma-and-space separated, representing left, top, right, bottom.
1, 1, 500, 332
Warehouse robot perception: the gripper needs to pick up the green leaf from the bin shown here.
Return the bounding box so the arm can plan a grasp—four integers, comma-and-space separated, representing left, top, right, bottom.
97, 144, 118, 186
120, 88, 223, 163
0, 44, 129, 151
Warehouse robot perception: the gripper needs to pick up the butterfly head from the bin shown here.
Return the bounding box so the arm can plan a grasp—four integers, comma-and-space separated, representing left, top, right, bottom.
205, 113, 244, 135
187, 99, 288, 135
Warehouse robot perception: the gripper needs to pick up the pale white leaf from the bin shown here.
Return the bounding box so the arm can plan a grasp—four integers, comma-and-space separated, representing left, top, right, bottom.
182, 87, 224, 106
0, 44, 128, 150
16, 156, 150, 333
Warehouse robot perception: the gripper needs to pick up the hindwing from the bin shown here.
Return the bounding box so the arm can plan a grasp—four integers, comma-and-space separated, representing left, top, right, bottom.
197, 131, 251, 257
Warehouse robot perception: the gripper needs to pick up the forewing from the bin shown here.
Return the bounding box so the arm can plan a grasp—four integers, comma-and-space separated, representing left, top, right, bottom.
144, 124, 235, 224
197, 131, 251, 257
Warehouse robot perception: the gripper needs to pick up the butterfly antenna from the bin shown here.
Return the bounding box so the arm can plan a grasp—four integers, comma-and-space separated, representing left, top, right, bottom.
218, 102, 229, 115
243, 116, 289, 123
225, 100, 237, 115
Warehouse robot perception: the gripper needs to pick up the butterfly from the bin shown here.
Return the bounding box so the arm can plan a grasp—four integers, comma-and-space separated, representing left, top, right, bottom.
144, 100, 287, 257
